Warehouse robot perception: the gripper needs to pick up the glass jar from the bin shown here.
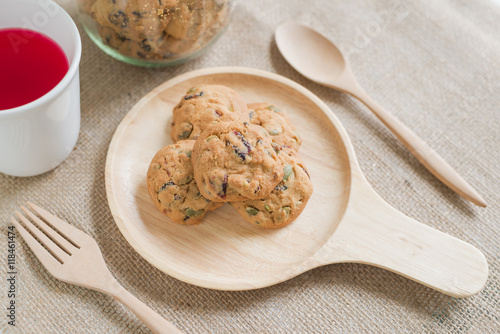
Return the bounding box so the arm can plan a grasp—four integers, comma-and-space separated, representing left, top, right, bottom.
78, 0, 233, 67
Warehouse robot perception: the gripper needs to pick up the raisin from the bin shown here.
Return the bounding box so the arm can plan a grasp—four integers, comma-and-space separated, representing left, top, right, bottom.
159, 181, 175, 192
275, 183, 287, 191
109, 11, 128, 28
140, 39, 152, 52
219, 174, 228, 198
184, 91, 204, 100
299, 164, 311, 179
227, 141, 246, 161
233, 131, 252, 153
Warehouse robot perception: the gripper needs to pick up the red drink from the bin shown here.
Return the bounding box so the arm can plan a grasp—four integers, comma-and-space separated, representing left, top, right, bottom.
0, 28, 69, 110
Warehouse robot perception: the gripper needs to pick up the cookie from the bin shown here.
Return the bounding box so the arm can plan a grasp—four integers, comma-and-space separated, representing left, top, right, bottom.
192, 121, 284, 202
147, 140, 223, 225
230, 150, 312, 228
84, 0, 231, 61
171, 85, 248, 142
98, 25, 163, 60
248, 102, 302, 151
89, 0, 175, 41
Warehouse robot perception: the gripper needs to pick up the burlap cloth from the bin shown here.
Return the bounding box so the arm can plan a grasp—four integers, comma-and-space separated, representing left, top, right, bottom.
1, 0, 499, 332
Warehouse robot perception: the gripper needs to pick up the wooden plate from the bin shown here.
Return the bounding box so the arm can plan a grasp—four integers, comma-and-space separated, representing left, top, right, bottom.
106, 67, 487, 295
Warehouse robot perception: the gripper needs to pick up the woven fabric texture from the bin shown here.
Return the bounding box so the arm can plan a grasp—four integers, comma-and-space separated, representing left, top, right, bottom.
1, 0, 499, 333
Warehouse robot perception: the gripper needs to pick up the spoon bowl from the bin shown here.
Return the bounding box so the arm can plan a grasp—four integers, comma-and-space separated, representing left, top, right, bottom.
275, 23, 347, 84
275, 23, 487, 207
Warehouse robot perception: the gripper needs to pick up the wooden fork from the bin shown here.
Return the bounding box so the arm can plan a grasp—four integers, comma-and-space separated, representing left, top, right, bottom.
11, 202, 183, 334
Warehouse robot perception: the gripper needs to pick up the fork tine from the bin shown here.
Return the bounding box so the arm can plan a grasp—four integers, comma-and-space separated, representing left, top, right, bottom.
11, 217, 63, 270
27, 202, 87, 247
14, 211, 69, 263
21, 206, 76, 255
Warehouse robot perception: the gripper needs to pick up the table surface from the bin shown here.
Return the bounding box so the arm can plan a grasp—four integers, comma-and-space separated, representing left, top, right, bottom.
1, 0, 499, 333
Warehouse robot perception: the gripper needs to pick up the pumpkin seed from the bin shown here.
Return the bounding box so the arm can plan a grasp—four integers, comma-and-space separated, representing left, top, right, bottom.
266, 105, 281, 113
264, 204, 272, 212
178, 175, 193, 185
178, 122, 193, 140
246, 206, 259, 216
206, 135, 218, 142
186, 208, 204, 217
283, 165, 293, 181
282, 206, 291, 217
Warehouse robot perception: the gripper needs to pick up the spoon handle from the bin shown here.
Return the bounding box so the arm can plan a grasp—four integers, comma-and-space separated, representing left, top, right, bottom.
347, 85, 486, 207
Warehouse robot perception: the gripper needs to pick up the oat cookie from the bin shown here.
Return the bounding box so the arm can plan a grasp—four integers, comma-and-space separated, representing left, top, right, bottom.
98, 25, 162, 60
248, 102, 302, 151
81, 0, 232, 60
147, 140, 223, 224
171, 85, 248, 142
231, 150, 312, 228
89, 0, 175, 41
192, 121, 284, 202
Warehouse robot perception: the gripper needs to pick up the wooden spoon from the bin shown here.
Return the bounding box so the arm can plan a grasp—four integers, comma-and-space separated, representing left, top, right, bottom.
275, 23, 487, 207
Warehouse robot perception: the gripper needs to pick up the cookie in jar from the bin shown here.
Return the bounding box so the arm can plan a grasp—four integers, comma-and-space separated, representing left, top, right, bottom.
78, 0, 233, 66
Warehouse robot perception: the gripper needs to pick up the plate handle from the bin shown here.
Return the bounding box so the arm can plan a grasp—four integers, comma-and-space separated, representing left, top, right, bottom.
318, 183, 488, 297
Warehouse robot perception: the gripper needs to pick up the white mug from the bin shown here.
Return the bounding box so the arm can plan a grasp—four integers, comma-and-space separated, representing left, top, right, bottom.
0, 0, 81, 177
